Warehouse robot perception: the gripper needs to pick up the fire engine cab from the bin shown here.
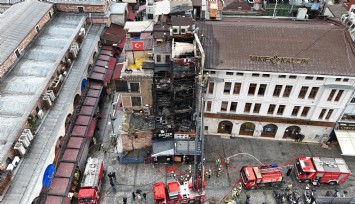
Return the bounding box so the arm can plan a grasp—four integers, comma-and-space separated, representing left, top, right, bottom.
294, 156, 351, 185
78, 157, 104, 204
240, 164, 283, 190
153, 180, 206, 203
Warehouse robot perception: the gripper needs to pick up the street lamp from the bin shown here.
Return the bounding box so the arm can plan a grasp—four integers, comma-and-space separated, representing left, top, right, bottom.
109, 114, 115, 133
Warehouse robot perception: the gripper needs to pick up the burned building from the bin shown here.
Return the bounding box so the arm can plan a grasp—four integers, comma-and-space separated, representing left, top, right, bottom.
153, 17, 197, 140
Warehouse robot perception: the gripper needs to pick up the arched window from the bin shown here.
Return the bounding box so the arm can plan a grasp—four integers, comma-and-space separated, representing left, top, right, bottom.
73, 94, 81, 109
261, 124, 278, 137
239, 122, 255, 136
217, 121, 233, 134
283, 126, 301, 139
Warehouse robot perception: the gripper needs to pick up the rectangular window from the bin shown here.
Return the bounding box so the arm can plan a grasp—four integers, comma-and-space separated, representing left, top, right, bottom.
236, 72, 244, 76
301, 107, 310, 117
283, 85, 293, 97
131, 96, 142, 106
327, 89, 336, 101
208, 82, 214, 94
325, 109, 334, 119
305, 76, 313, 80
277, 105, 285, 115
49, 12, 52, 18
262, 74, 270, 77
156, 55, 161, 63
351, 98, 355, 103
298, 86, 309, 99
147, 14, 153, 19
165, 55, 170, 63
226, 72, 233, 75
258, 84, 267, 96
233, 83, 241, 94
253, 103, 261, 113
248, 83, 257, 95
15, 49, 20, 58
244, 103, 252, 113
267, 104, 276, 114
230, 102, 238, 112
273, 85, 283, 97
278, 75, 286, 78
336, 78, 341, 81
129, 82, 140, 92
344, 78, 349, 82
224, 82, 232, 94
221, 101, 228, 112
206, 101, 212, 112
318, 109, 327, 119
316, 77, 324, 80
291, 106, 300, 116
78, 6, 84, 12
308, 87, 319, 99
289, 75, 297, 79
335, 90, 344, 101
210, 71, 216, 74
252, 73, 260, 77
36, 25, 40, 33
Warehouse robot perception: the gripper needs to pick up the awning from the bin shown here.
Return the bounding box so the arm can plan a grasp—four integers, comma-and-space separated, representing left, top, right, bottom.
104, 57, 117, 83
334, 130, 355, 156
86, 118, 97, 138
118, 35, 126, 49
137, 5, 146, 13
112, 64, 124, 80
128, 12, 135, 21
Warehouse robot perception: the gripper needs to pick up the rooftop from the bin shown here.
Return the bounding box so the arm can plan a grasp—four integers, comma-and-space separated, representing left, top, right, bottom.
45, 0, 107, 5
197, 18, 355, 76
0, 14, 85, 163
124, 21, 154, 33
0, 1, 52, 67
109, 2, 128, 14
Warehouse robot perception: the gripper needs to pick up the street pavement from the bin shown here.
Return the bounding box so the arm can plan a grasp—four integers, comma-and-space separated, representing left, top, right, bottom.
90, 94, 355, 204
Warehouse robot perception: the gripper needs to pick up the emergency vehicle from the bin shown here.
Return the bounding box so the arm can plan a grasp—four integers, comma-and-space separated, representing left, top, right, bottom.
153, 180, 206, 203
78, 158, 104, 204
294, 156, 351, 185
240, 164, 283, 190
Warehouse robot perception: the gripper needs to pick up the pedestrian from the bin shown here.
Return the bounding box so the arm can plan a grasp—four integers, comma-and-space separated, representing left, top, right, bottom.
110, 179, 116, 191
132, 192, 136, 201
123, 197, 127, 204
112, 172, 116, 181
143, 193, 146, 201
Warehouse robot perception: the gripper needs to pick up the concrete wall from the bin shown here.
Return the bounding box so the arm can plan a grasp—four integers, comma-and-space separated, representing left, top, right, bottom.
111, 14, 126, 26
121, 79, 153, 109
55, 3, 108, 13
0, 7, 54, 79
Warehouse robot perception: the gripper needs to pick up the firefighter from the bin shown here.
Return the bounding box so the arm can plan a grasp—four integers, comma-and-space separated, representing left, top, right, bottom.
123, 197, 127, 204
216, 158, 221, 167
217, 167, 222, 177
225, 158, 230, 167
143, 193, 147, 201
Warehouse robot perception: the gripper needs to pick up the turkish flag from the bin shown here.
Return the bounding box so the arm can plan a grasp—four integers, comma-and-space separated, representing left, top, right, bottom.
131, 41, 144, 51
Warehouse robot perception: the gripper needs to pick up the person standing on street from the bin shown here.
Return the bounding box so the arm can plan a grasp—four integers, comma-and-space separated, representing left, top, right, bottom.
110, 179, 116, 191
112, 172, 116, 181
123, 197, 127, 204
132, 192, 136, 201
143, 193, 147, 201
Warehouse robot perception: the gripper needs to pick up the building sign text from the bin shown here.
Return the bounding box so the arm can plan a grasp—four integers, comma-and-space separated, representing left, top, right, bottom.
250, 55, 310, 64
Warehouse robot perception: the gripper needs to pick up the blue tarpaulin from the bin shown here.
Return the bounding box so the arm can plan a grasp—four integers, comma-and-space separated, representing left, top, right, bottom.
42, 164, 55, 187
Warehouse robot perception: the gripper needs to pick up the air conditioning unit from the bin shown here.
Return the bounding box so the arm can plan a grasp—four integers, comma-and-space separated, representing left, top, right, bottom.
22, 129, 34, 141
12, 156, 20, 167
46, 90, 56, 101
51, 80, 60, 89
57, 74, 63, 82
63, 71, 68, 77
43, 95, 53, 107
19, 136, 30, 148
37, 109, 44, 120
172, 26, 180, 35
148, 53, 154, 60
14, 142, 27, 156
6, 164, 14, 171
180, 26, 189, 34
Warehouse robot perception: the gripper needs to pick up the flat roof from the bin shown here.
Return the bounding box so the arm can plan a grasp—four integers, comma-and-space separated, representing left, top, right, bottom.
0, 14, 85, 163
67, 137, 85, 149
124, 21, 154, 33
72, 125, 87, 137
47, 177, 70, 195
0, 1, 52, 66
197, 18, 355, 76
109, 2, 128, 14
45, 0, 106, 5
62, 149, 80, 162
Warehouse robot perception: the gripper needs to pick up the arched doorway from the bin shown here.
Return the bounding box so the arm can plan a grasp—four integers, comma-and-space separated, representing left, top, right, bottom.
54, 136, 64, 165
283, 126, 301, 139
217, 121, 233, 134
65, 114, 72, 132
261, 124, 278, 138
239, 122, 255, 136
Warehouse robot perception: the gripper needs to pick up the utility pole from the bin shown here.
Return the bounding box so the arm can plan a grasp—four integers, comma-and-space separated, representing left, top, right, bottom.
272, 0, 278, 18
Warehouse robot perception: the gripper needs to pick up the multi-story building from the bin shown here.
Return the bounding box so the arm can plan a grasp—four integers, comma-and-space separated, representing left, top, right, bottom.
198, 18, 355, 143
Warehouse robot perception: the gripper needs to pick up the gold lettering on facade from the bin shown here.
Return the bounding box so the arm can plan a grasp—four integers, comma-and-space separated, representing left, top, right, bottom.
250, 55, 310, 64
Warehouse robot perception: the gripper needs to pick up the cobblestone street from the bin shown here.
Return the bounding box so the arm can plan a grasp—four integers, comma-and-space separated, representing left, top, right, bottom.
89, 94, 355, 204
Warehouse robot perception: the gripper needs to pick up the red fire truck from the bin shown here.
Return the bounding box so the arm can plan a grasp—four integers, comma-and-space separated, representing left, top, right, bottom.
153, 180, 206, 203
294, 156, 351, 185
240, 164, 283, 190
78, 157, 104, 204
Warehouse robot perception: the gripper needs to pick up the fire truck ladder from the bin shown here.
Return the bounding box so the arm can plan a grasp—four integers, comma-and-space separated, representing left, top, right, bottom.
259, 167, 281, 174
